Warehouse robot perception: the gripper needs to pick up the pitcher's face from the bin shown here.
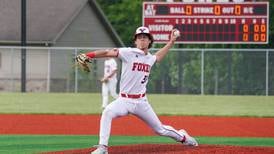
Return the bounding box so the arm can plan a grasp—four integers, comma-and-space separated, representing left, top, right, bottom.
135, 34, 151, 50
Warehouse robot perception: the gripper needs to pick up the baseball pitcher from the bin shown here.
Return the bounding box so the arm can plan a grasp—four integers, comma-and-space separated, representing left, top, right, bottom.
76, 26, 198, 154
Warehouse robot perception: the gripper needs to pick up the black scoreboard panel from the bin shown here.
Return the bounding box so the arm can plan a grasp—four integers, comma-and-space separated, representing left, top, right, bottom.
174, 18, 267, 42
143, 2, 269, 44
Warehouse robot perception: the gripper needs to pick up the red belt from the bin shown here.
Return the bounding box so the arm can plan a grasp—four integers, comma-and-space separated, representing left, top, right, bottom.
121, 93, 146, 99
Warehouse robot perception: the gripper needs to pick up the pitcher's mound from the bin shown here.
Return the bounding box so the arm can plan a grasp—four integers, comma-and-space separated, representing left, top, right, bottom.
44, 144, 274, 154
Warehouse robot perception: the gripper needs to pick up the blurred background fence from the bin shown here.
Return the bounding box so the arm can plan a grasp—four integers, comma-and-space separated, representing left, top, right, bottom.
0, 46, 273, 95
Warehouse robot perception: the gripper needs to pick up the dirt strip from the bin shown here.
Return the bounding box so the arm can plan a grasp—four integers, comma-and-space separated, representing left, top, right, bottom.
0, 114, 274, 137
43, 144, 274, 154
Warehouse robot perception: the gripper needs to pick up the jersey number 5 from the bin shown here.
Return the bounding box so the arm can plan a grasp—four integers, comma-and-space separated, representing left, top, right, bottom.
141, 75, 148, 84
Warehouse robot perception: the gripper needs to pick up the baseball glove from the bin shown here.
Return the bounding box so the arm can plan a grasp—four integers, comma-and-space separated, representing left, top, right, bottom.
75, 54, 92, 72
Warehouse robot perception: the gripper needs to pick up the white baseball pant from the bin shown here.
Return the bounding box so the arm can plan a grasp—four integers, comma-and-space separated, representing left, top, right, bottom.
98, 96, 184, 146
102, 79, 118, 108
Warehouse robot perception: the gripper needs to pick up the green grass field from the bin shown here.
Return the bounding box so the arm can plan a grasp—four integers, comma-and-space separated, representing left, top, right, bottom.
1, 135, 274, 154
1, 93, 274, 117
0, 93, 274, 153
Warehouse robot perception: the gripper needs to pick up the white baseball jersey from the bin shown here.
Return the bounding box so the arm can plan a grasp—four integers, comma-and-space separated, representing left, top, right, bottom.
104, 58, 117, 81
118, 47, 156, 94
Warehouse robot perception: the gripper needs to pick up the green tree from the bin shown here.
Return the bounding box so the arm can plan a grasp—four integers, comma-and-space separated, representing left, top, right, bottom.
97, 0, 142, 46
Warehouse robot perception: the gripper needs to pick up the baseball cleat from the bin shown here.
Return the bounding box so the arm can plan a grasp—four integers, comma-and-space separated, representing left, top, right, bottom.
179, 129, 198, 146
91, 145, 108, 154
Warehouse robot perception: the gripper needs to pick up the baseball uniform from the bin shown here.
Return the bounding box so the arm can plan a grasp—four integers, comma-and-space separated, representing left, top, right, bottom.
98, 47, 186, 146
90, 26, 197, 154
102, 58, 118, 108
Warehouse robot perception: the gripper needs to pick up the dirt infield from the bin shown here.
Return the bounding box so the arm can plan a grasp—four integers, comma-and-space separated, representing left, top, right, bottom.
44, 144, 274, 154
1, 114, 274, 137
1, 114, 274, 153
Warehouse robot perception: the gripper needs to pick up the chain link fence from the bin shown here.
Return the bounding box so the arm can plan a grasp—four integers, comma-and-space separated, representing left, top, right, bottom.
0, 46, 273, 95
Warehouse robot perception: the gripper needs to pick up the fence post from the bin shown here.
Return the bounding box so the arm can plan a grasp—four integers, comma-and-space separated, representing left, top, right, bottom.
46, 49, 51, 92
74, 49, 78, 93
266, 50, 269, 96
10, 48, 15, 92
21, 0, 27, 92
201, 49, 204, 95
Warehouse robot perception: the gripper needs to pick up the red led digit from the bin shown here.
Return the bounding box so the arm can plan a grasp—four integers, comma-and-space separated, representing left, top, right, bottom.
243, 24, 248, 33
260, 34, 266, 41
254, 25, 259, 33
261, 25, 266, 33
254, 34, 259, 41
243, 34, 248, 41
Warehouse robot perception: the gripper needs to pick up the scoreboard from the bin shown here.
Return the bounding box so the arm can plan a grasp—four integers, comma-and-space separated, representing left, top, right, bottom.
143, 2, 269, 44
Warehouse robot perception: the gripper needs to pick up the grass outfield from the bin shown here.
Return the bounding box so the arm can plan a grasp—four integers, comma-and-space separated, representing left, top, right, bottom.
0, 135, 274, 154
0, 93, 274, 117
